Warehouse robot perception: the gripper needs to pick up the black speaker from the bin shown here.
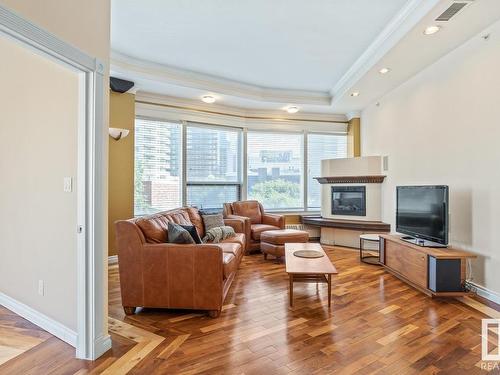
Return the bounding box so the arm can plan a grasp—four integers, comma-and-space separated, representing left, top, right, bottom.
428, 256, 462, 292
110, 77, 134, 93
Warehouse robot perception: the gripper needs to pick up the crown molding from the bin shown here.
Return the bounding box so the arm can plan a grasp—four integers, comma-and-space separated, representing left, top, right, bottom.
330, 0, 440, 104
346, 111, 361, 121
136, 91, 348, 123
111, 51, 332, 106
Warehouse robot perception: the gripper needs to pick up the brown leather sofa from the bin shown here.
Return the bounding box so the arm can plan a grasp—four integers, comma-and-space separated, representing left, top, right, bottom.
223, 200, 285, 253
114, 207, 246, 317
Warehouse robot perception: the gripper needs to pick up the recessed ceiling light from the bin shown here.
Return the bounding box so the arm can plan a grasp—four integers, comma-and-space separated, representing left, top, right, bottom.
286, 106, 299, 114
423, 25, 441, 35
201, 95, 216, 104
379, 67, 391, 74
351, 92, 360, 97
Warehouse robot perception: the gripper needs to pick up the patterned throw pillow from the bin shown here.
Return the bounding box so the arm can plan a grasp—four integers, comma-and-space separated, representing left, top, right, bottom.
201, 213, 225, 232
180, 224, 202, 244
167, 222, 195, 244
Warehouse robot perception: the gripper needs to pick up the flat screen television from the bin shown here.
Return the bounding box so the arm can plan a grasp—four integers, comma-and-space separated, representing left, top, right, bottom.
396, 185, 449, 247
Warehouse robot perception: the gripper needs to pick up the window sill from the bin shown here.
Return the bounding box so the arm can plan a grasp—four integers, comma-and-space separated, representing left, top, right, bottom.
266, 209, 321, 216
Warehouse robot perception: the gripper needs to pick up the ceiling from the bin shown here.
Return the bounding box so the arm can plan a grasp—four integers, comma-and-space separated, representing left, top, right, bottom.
111, 0, 500, 116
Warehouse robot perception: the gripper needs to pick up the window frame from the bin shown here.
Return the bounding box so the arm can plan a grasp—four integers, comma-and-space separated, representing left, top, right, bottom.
134, 116, 183, 216
246, 129, 305, 211
133, 116, 347, 215
306, 131, 348, 210
184, 121, 244, 209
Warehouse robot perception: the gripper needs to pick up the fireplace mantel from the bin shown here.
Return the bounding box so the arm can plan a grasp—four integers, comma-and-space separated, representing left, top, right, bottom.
314, 175, 386, 184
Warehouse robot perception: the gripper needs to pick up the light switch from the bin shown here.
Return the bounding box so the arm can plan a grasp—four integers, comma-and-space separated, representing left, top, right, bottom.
63, 177, 73, 192
38, 280, 44, 296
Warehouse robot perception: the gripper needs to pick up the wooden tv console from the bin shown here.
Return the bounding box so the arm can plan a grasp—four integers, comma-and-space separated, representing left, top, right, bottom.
379, 235, 476, 297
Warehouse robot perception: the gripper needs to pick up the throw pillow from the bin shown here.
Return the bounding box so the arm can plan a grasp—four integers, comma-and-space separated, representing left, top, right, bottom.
167, 222, 195, 244
201, 213, 225, 232
180, 224, 202, 244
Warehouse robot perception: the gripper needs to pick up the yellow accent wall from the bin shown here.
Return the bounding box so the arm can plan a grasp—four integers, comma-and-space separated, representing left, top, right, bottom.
108, 91, 135, 256
284, 215, 301, 225
347, 117, 361, 157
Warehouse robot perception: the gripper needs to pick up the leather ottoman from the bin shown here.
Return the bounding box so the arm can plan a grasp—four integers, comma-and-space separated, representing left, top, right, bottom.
260, 229, 309, 260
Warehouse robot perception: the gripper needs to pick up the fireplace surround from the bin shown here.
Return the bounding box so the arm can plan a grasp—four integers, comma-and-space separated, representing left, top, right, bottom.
310, 156, 390, 248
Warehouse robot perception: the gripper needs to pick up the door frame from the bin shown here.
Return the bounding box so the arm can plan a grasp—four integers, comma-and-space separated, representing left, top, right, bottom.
0, 5, 109, 359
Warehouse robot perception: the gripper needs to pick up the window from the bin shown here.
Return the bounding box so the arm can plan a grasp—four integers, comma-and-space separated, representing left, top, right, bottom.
134, 118, 182, 215
186, 124, 242, 209
247, 132, 303, 210
307, 133, 347, 209
134, 114, 348, 215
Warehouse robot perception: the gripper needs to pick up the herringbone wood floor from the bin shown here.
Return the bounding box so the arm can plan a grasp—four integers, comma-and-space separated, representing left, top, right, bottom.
0, 246, 498, 374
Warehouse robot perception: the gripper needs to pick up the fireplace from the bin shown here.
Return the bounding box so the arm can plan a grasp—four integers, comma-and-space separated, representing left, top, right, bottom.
331, 186, 366, 216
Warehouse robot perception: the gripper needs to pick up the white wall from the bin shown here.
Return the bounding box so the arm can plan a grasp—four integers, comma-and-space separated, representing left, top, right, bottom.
361, 20, 500, 296
0, 35, 79, 330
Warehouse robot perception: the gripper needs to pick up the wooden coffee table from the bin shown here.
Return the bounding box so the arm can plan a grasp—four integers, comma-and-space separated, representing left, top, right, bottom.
285, 243, 338, 307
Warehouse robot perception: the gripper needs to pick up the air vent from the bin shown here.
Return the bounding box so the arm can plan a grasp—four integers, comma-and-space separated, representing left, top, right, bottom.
435, 2, 468, 21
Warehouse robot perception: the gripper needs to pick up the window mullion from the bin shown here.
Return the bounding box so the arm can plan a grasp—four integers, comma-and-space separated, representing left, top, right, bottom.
181, 120, 187, 206
303, 131, 308, 212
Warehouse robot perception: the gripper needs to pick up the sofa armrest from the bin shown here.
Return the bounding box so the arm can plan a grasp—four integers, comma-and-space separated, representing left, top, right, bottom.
141, 243, 224, 310
223, 217, 245, 233
225, 215, 251, 253
262, 213, 285, 229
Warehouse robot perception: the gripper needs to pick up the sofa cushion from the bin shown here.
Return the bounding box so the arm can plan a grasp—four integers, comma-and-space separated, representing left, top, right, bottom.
222, 253, 237, 280
232, 201, 262, 224
220, 233, 245, 250
251, 224, 280, 241
136, 210, 191, 243
183, 207, 205, 238
217, 242, 242, 259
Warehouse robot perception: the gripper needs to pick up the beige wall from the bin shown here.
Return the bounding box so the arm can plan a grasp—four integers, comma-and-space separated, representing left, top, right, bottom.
361, 20, 500, 296
108, 92, 135, 256
0, 0, 110, 62
0, 35, 79, 330
0, 0, 110, 335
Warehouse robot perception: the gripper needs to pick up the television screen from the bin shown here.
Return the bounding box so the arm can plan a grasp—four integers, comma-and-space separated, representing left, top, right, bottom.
396, 186, 448, 245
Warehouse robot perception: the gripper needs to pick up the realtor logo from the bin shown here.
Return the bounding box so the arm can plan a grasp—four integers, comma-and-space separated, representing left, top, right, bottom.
482, 319, 500, 361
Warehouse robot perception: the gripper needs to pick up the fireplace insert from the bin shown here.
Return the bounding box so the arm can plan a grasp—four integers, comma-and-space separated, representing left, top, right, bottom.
331, 186, 366, 216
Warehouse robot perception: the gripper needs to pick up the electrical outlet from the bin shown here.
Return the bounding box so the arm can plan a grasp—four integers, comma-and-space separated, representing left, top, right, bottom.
38, 280, 44, 296
63, 177, 72, 192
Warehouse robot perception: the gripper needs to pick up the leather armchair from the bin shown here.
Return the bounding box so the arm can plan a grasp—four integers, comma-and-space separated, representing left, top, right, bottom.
115, 207, 246, 317
223, 200, 285, 253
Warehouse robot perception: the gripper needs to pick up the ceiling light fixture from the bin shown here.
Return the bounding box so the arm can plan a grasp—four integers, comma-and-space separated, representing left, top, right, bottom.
286, 106, 299, 114
351, 92, 360, 97
201, 95, 216, 104
423, 25, 441, 35
379, 67, 391, 74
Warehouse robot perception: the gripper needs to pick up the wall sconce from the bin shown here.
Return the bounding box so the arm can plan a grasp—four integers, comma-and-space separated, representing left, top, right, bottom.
109, 127, 130, 141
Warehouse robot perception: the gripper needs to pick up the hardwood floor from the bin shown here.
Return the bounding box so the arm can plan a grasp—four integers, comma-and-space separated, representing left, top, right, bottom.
0, 246, 499, 374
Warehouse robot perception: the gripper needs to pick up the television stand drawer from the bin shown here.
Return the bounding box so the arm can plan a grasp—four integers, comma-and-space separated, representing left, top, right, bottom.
385, 240, 427, 288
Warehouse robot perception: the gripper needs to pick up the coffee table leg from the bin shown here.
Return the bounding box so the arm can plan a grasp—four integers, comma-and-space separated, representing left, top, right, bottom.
289, 274, 294, 307
328, 274, 332, 308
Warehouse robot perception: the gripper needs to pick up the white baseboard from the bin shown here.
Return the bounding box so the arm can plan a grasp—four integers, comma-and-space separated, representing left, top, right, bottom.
466, 281, 500, 305
0, 291, 77, 347
108, 255, 118, 265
